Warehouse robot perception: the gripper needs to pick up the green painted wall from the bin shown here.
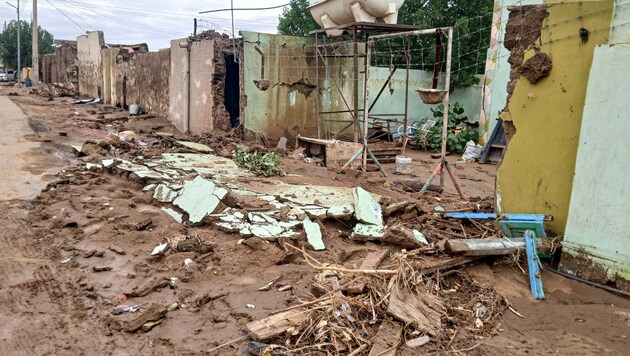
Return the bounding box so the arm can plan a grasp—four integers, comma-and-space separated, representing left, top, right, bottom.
496, 0, 614, 233
561, 43, 630, 288
368, 67, 482, 128
242, 31, 319, 139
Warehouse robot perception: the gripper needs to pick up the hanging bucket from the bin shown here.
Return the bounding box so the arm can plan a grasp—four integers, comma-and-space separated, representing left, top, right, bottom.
416, 88, 447, 104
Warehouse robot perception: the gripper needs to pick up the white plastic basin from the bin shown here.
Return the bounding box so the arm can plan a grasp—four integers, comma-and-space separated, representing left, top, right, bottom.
308, 0, 406, 36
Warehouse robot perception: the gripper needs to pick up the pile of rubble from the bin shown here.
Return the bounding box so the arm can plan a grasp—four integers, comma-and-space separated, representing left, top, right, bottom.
37, 82, 78, 98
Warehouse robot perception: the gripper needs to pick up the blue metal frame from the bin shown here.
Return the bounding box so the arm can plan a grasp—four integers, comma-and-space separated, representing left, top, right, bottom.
525, 230, 545, 300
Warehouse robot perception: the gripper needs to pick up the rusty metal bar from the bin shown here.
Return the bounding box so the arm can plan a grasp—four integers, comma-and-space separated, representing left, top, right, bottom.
353, 27, 359, 143
368, 27, 450, 41
315, 34, 321, 139
368, 64, 399, 112
403, 35, 411, 153
432, 31, 443, 89
320, 109, 365, 114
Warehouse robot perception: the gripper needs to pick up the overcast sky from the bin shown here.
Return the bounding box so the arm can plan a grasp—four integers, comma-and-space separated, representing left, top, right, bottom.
0, 0, 289, 50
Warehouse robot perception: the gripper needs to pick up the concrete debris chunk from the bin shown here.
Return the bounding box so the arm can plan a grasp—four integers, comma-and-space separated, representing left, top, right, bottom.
383, 225, 429, 248
303, 218, 325, 250
173, 176, 227, 223
353, 187, 383, 226
405, 335, 431, 348
351, 223, 385, 241
151, 243, 169, 256
326, 204, 354, 219
161, 207, 183, 223
153, 184, 179, 203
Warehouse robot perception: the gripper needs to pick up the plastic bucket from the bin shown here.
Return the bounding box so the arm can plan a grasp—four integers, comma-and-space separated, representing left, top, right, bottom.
129, 104, 140, 115
395, 155, 412, 175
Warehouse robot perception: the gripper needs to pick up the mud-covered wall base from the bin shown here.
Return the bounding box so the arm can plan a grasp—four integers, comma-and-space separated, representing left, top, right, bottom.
561, 250, 630, 292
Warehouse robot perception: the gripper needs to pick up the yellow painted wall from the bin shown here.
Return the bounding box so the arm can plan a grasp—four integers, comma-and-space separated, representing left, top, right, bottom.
496, 0, 614, 233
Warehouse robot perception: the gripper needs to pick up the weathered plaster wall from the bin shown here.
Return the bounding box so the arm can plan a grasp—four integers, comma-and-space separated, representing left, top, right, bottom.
101, 47, 119, 105
115, 49, 171, 117
41, 43, 78, 84
168, 33, 232, 135
369, 67, 482, 126
169, 39, 188, 133
242, 31, 320, 139
77, 31, 105, 98
610, 0, 630, 43
560, 44, 630, 291
480, 0, 543, 143
495, 0, 614, 233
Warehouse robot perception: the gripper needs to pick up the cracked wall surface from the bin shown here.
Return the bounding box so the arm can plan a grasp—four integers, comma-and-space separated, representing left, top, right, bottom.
77, 31, 105, 98
41, 43, 78, 85
495, 0, 614, 234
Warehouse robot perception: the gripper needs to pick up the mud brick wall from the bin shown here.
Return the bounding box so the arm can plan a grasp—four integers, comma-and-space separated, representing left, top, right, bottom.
77, 31, 105, 98
41, 43, 78, 85
116, 49, 171, 117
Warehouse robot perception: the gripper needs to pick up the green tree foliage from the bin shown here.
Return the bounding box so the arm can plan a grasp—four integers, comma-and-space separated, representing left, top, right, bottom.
277, 0, 493, 88
277, 0, 319, 37
0, 20, 54, 69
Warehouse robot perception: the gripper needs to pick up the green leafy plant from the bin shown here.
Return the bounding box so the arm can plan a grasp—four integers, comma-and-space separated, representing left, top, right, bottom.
415, 102, 479, 154
234, 146, 282, 177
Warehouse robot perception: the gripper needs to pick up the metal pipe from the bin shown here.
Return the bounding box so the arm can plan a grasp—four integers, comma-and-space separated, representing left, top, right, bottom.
369, 27, 451, 41
353, 27, 359, 143
547, 268, 630, 298
403, 35, 411, 153
315, 33, 321, 139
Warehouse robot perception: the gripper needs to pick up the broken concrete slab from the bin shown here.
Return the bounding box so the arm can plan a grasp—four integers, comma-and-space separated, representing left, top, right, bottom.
161, 207, 183, 223
353, 187, 383, 226
173, 176, 228, 223
326, 204, 354, 219
153, 184, 179, 203
351, 223, 385, 241
176, 141, 214, 153
303, 218, 325, 250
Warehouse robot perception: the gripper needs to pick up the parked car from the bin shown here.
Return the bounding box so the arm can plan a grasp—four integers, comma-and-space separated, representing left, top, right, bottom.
0, 70, 16, 81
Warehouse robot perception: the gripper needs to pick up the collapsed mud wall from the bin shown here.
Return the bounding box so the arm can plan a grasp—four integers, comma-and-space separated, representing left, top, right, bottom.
116, 49, 171, 117
77, 31, 105, 98
41, 43, 78, 85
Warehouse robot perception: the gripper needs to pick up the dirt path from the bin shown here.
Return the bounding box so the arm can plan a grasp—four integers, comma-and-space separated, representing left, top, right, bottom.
0, 96, 47, 201
0, 89, 628, 355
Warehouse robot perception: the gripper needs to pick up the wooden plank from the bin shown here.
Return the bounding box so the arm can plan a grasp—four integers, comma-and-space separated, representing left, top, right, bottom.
387, 285, 444, 336
368, 319, 403, 356
245, 309, 310, 341
347, 250, 389, 294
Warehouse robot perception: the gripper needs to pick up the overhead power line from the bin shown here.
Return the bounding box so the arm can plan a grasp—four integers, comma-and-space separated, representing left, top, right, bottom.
199, 3, 290, 14
45, 0, 86, 32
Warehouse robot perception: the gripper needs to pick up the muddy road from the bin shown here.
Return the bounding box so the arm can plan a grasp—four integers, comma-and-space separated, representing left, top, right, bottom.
0, 88, 628, 355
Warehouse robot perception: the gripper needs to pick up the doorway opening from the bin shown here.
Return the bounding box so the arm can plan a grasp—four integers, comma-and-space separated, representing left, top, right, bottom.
224, 52, 240, 128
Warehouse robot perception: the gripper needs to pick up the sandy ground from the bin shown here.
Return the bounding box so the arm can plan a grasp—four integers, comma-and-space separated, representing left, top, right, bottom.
0, 86, 628, 355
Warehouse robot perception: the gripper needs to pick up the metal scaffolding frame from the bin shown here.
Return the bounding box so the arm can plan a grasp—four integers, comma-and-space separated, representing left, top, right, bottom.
311, 22, 421, 144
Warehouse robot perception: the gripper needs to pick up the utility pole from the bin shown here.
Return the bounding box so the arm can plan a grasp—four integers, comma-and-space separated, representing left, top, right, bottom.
6, 1, 20, 87
32, 0, 38, 86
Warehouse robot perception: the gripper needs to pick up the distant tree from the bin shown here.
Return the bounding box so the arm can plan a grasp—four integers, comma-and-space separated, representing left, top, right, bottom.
0, 20, 54, 69
277, 0, 493, 88
277, 0, 319, 37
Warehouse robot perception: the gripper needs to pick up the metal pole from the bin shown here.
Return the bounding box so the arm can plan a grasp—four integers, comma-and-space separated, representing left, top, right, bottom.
6, 0, 22, 87
315, 33, 321, 139
230, 0, 236, 63
362, 39, 372, 171
32, 0, 38, 86
352, 27, 359, 143
440, 28, 454, 191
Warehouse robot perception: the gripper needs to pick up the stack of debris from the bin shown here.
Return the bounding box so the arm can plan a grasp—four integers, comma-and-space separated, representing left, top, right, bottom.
244, 246, 510, 355
37, 82, 77, 98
